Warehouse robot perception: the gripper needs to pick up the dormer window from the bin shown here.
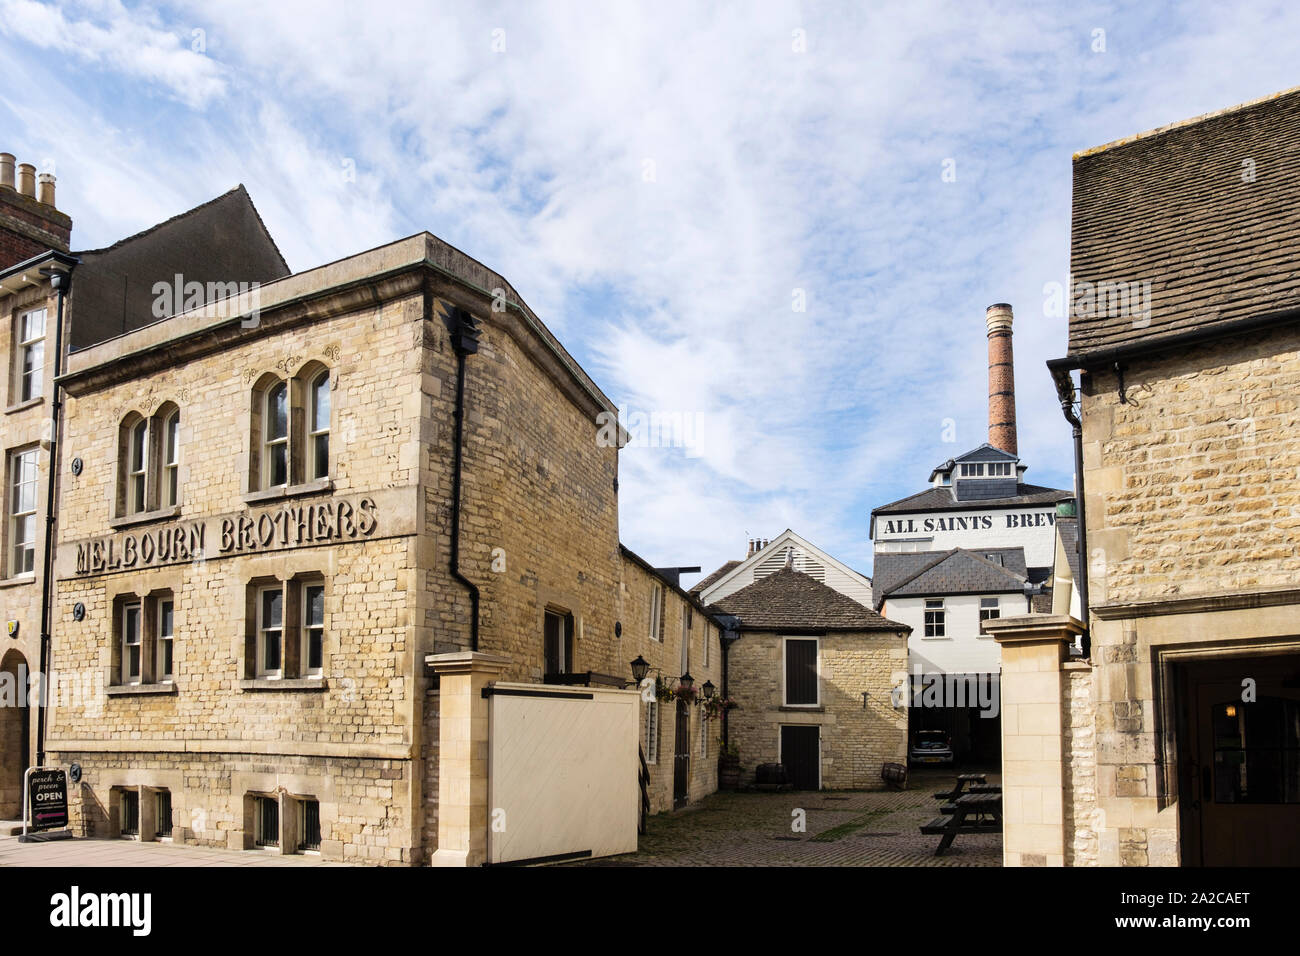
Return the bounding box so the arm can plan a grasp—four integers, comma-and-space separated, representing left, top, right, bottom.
959, 461, 1013, 478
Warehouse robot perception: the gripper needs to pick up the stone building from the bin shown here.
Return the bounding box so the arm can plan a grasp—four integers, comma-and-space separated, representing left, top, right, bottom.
0, 153, 73, 818
3, 170, 722, 863
703, 550, 909, 790
991, 87, 1300, 866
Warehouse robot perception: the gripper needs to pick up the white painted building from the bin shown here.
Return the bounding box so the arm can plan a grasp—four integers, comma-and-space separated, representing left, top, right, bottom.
867, 304, 1074, 761
694, 529, 873, 609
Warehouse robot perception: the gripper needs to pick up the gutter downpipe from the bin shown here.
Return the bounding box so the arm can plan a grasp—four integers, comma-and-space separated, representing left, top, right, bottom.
428, 284, 482, 652
1050, 363, 1090, 660
36, 264, 73, 766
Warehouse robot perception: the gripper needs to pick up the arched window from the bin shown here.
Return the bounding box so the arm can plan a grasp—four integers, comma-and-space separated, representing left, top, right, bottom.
264, 381, 289, 488
309, 371, 330, 481
162, 408, 180, 507
127, 419, 148, 514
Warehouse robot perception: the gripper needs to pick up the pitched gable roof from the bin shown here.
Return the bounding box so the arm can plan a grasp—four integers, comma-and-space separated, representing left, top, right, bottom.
70, 185, 290, 351
879, 548, 1028, 600
1067, 86, 1300, 359
708, 567, 906, 632
871, 483, 1072, 518
690, 560, 741, 594
696, 529, 872, 606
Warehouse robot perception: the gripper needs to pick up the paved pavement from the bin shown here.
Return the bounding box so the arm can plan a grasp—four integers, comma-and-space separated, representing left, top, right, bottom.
571, 769, 1002, 866
0, 828, 344, 867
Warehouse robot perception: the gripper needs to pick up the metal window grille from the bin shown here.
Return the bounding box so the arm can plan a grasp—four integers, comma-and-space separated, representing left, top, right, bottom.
299, 800, 321, 851
120, 790, 139, 836
256, 796, 279, 847
156, 791, 172, 838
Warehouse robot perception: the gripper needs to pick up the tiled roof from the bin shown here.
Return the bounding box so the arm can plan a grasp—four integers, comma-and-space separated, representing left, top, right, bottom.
1068, 87, 1300, 358
872, 484, 1072, 516
879, 548, 1028, 600
1057, 517, 1081, 584
690, 560, 741, 594
708, 567, 907, 632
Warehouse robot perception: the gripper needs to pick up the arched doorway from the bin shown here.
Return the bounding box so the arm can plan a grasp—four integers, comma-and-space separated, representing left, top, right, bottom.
0, 650, 30, 819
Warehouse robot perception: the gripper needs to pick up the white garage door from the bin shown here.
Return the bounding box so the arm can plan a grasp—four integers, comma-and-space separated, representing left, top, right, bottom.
487, 682, 640, 865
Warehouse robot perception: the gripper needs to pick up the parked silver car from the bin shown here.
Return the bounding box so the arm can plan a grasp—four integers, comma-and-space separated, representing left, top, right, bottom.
909, 730, 954, 765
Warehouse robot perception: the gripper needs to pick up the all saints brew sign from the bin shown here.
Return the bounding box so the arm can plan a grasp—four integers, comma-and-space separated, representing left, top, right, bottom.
72, 495, 379, 577
877, 509, 1057, 536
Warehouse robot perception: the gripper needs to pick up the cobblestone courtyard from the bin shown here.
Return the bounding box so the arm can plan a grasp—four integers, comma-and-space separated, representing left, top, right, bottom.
573, 769, 1002, 867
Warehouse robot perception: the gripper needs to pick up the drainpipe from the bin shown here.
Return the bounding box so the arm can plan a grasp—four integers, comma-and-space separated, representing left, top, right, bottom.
1050, 365, 1090, 659
713, 614, 740, 746
430, 288, 482, 652
36, 264, 73, 766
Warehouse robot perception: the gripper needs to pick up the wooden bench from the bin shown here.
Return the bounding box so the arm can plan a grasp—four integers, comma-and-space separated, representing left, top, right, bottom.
881, 762, 908, 790
920, 792, 1002, 856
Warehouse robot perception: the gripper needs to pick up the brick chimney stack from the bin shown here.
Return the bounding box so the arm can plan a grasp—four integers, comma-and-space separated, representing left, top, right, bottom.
0, 152, 72, 270
986, 303, 1017, 456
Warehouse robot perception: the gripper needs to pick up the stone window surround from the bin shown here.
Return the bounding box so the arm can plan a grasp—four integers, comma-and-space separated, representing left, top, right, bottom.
98, 769, 183, 841
533, 584, 583, 681
113, 401, 182, 523
245, 362, 335, 498
239, 568, 329, 691
781, 635, 821, 708
11, 304, 46, 407
104, 573, 178, 694
233, 768, 336, 855
3, 443, 39, 581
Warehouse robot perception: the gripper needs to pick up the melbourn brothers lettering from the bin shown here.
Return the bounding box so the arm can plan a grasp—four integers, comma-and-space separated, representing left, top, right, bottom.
74, 496, 378, 576
879, 511, 1056, 535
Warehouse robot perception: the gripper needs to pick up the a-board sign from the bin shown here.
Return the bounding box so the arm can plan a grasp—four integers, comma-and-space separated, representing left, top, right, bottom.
27, 768, 68, 831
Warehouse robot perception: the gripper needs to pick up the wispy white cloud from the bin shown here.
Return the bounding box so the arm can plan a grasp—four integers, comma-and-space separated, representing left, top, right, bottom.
0, 0, 226, 108
4, 0, 1300, 583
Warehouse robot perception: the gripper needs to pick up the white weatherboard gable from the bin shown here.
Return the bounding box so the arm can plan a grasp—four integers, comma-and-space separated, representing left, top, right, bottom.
698, 529, 873, 607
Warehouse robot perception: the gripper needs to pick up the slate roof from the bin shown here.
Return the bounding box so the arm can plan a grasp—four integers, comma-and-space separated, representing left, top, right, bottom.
708, 567, 907, 632
1067, 86, 1300, 359
1057, 516, 1081, 584
70, 185, 290, 351
689, 560, 741, 594
876, 548, 1028, 602
872, 483, 1072, 516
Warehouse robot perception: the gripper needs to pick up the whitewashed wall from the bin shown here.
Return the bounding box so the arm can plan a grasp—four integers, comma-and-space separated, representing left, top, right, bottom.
883, 592, 1031, 674
874, 505, 1060, 566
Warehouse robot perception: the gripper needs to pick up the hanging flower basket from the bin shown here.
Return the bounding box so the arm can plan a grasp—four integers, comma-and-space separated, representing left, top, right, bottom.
701, 696, 738, 720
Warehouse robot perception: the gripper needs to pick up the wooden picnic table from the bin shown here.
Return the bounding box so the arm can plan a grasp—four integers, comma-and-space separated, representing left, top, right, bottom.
920, 791, 1002, 856
932, 773, 989, 801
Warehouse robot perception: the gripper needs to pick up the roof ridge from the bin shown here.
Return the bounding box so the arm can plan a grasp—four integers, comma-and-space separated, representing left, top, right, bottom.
73, 184, 250, 257
1074, 85, 1300, 160
878, 548, 957, 597
951, 547, 1028, 584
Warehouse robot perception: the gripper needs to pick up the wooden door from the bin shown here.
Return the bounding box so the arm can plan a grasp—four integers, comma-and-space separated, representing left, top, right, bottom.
1183, 655, 1300, 866
781, 725, 821, 790
673, 699, 690, 809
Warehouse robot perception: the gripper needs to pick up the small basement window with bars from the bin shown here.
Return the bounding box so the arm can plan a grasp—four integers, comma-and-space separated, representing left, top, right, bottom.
155, 790, 173, 839
255, 795, 279, 848
298, 799, 321, 852
119, 790, 139, 837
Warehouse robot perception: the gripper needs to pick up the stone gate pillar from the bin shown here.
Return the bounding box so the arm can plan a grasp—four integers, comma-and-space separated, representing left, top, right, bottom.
981, 614, 1084, 867
426, 650, 510, 867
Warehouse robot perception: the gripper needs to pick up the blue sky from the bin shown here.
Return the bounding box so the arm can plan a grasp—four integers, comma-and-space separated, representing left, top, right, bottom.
3, 1, 1299, 584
